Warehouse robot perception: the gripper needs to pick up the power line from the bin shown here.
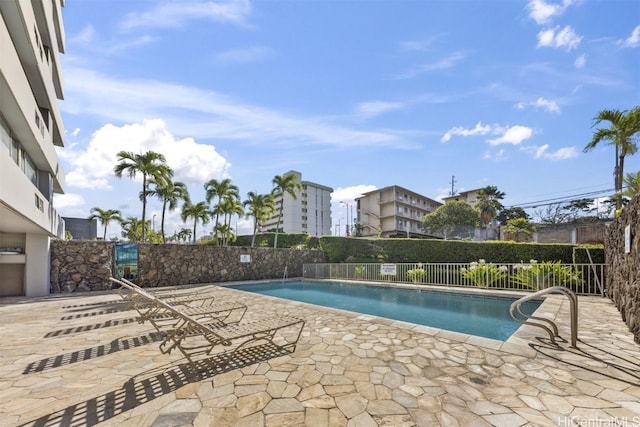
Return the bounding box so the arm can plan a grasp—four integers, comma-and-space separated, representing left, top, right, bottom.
508, 188, 616, 210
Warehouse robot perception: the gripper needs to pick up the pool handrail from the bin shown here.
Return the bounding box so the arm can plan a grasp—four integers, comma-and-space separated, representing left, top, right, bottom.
509, 286, 578, 348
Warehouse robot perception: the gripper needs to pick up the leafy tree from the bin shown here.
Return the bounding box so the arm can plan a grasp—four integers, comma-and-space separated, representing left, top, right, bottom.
181, 201, 211, 244
497, 207, 529, 225
205, 178, 239, 239
623, 171, 640, 199
584, 106, 640, 211
243, 192, 276, 247
562, 198, 596, 222
421, 201, 480, 240
88, 207, 123, 240
475, 186, 505, 230
148, 179, 189, 243
534, 203, 570, 225
114, 151, 172, 243
271, 173, 303, 248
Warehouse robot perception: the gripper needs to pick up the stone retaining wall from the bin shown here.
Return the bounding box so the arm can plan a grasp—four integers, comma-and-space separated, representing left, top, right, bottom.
50, 241, 326, 292
137, 245, 325, 288
605, 195, 640, 343
50, 240, 113, 292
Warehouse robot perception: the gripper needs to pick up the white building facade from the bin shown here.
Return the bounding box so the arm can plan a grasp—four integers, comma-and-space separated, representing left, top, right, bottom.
261, 171, 333, 236
0, 0, 66, 296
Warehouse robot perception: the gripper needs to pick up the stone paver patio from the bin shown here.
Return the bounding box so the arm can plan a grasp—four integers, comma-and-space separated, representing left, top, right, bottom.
1, 282, 638, 426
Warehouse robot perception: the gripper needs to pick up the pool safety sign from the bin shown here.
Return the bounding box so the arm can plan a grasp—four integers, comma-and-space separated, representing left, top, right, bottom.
381, 264, 397, 275
625, 224, 631, 254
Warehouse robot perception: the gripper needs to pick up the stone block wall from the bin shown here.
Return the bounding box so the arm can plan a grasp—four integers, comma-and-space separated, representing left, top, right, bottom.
50, 241, 326, 292
50, 240, 114, 292
138, 245, 325, 287
605, 195, 640, 343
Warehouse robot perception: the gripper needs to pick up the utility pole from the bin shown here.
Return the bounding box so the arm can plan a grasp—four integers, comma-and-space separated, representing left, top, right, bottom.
449, 175, 457, 196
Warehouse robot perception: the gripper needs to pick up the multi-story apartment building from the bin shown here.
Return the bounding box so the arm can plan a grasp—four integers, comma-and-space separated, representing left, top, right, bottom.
260, 171, 333, 236
0, 0, 66, 297
356, 186, 442, 238
442, 188, 482, 206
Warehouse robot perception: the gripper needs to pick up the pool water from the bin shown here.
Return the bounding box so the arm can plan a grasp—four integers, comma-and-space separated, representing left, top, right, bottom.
232, 281, 541, 341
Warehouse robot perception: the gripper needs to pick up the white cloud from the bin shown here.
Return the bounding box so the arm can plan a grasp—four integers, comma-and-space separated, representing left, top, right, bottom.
63, 119, 232, 191
515, 97, 560, 113
488, 126, 534, 146
618, 25, 640, 48
120, 0, 252, 30
527, 0, 575, 25
355, 101, 404, 119
574, 53, 586, 68
523, 144, 578, 160
68, 25, 96, 46
483, 149, 507, 161
533, 97, 560, 113
396, 52, 466, 79
53, 193, 84, 210
214, 46, 274, 65
537, 26, 582, 51
399, 36, 441, 52
441, 122, 491, 142
331, 185, 377, 204
62, 67, 416, 150
106, 35, 157, 54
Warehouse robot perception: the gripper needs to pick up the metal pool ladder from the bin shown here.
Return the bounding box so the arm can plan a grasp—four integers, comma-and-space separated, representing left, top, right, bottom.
509, 286, 578, 348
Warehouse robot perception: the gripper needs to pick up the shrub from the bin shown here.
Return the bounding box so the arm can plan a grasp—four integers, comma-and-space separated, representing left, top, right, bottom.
407, 267, 426, 283
460, 259, 508, 287
511, 260, 583, 290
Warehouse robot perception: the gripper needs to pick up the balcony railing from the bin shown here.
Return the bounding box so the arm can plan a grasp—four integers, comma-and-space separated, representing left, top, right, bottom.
303, 262, 606, 296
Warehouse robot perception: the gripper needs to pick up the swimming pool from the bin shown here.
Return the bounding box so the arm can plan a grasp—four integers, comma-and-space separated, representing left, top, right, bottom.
231, 281, 541, 341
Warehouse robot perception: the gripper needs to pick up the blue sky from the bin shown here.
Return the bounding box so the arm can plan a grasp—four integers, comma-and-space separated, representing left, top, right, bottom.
54, 0, 640, 239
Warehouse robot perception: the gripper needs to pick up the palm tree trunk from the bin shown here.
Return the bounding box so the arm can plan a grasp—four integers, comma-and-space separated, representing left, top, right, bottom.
273, 201, 282, 248
192, 221, 197, 244
161, 199, 168, 243
141, 176, 147, 243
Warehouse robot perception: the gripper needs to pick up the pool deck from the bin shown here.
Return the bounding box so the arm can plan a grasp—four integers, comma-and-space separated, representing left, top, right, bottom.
1, 283, 638, 426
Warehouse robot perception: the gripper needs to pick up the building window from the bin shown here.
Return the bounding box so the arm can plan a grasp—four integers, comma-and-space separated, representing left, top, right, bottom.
35, 194, 44, 211
22, 152, 37, 185
0, 120, 11, 157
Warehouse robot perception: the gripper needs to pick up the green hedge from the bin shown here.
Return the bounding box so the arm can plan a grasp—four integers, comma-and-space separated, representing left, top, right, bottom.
232, 233, 320, 249
318, 237, 604, 264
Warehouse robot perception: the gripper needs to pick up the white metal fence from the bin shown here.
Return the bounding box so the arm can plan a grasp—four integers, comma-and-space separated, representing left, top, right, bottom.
303, 261, 606, 296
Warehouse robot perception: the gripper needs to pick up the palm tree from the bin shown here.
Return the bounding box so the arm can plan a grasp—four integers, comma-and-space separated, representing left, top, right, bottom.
218, 196, 244, 246
181, 201, 211, 244
148, 179, 189, 243
204, 178, 239, 237
175, 227, 192, 244
623, 171, 640, 199
271, 173, 303, 248
584, 106, 640, 211
475, 186, 505, 232
88, 207, 123, 240
120, 216, 146, 242
114, 151, 173, 243
243, 192, 276, 247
